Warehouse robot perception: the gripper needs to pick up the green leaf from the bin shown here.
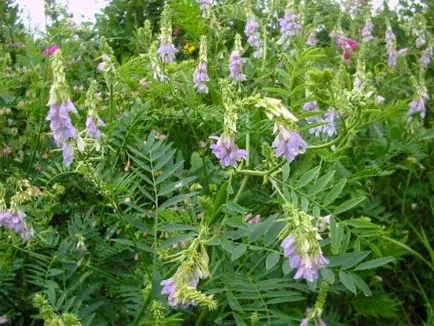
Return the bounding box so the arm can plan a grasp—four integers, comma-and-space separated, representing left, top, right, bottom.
330, 218, 344, 254
225, 202, 246, 214
341, 251, 371, 270
308, 170, 335, 196
333, 196, 365, 215
159, 176, 196, 196
160, 232, 195, 249
282, 162, 290, 181
226, 290, 243, 312
354, 257, 394, 271
320, 268, 335, 284
159, 224, 197, 232
248, 216, 276, 243
159, 192, 198, 209
297, 166, 321, 188
339, 271, 356, 294
231, 244, 247, 261
349, 272, 372, 296
266, 252, 281, 271
324, 178, 346, 205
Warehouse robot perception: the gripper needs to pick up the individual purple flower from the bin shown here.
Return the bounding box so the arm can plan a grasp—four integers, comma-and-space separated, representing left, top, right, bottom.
43, 44, 60, 57
303, 101, 321, 123
300, 318, 309, 326
158, 42, 177, 64
86, 115, 105, 139
46, 100, 78, 166
245, 17, 263, 58
272, 124, 307, 163
210, 135, 247, 168
193, 61, 209, 94
408, 96, 427, 119
0, 315, 7, 324
160, 269, 202, 308
161, 277, 178, 307
278, 9, 302, 49
0, 210, 33, 241
322, 109, 338, 137
306, 32, 317, 46
420, 47, 433, 69
361, 20, 373, 42
229, 50, 247, 82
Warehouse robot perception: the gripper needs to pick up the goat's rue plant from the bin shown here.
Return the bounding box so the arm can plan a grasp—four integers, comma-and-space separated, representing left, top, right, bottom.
0, 0, 433, 325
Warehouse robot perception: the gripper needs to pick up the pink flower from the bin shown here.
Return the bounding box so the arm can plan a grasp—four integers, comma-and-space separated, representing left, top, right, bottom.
43, 44, 60, 57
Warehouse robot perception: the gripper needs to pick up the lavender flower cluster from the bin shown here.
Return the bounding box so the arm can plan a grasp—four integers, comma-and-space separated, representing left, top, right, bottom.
385, 27, 398, 68
245, 18, 263, 58
419, 47, 433, 69
193, 61, 209, 94
160, 268, 204, 308
278, 9, 302, 49
158, 42, 178, 64
229, 50, 247, 82
46, 99, 78, 166
408, 91, 429, 119
281, 234, 329, 282
210, 135, 247, 168
272, 124, 307, 163
303, 101, 338, 137
361, 20, 374, 42
0, 210, 33, 241
86, 115, 105, 139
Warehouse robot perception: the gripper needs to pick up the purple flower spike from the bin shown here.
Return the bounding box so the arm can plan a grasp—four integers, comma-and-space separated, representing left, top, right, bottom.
86, 116, 105, 139
158, 42, 177, 64
420, 47, 433, 69
322, 109, 338, 137
210, 135, 247, 168
46, 99, 78, 166
408, 97, 427, 119
245, 18, 262, 58
281, 234, 329, 282
229, 50, 247, 82
278, 9, 301, 49
0, 210, 33, 241
272, 125, 307, 163
193, 61, 209, 94
361, 20, 373, 42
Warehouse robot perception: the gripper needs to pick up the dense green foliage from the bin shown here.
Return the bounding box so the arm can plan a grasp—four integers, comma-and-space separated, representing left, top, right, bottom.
0, 0, 433, 325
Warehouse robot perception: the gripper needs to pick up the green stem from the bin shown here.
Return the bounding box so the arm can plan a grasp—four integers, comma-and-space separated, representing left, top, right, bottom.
233, 132, 250, 203
132, 293, 152, 326
109, 84, 114, 122
26, 59, 50, 176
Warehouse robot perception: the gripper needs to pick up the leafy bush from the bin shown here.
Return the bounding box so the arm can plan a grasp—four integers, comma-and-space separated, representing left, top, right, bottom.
0, 0, 433, 325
